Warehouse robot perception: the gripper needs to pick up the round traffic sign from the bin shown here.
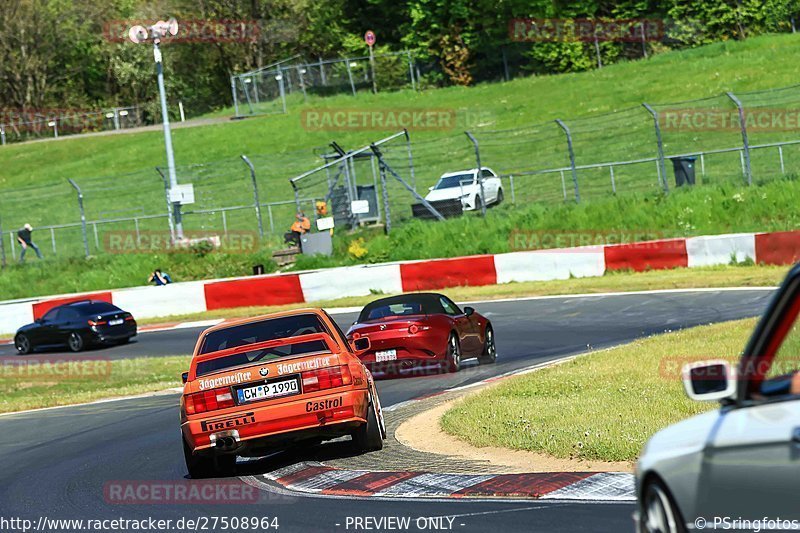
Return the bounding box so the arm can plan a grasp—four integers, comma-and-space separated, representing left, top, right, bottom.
364, 30, 376, 46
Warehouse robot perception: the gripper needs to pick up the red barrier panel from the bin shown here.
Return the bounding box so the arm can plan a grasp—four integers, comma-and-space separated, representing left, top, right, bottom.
32, 292, 114, 319
604, 239, 688, 272
755, 231, 800, 265
204, 275, 305, 310
400, 255, 497, 291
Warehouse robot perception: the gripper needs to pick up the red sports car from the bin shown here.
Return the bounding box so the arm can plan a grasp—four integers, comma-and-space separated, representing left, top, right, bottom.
345, 292, 496, 375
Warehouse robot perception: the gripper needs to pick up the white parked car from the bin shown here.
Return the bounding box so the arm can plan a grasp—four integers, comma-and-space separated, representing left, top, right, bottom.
424, 167, 503, 211
635, 263, 800, 532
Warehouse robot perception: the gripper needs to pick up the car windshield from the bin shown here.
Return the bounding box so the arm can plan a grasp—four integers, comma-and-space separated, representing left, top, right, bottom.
195, 339, 329, 377
198, 313, 329, 355
357, 294, 446, 323
434, 173, 473, 190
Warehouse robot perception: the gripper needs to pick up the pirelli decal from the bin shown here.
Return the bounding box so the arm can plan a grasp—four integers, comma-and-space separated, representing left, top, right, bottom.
201, 412, 256, 432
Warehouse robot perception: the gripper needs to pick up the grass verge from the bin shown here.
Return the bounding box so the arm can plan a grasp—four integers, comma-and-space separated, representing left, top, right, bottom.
440, 318, 755, 462
134, 264, 783, 325
0, 355, 189, 414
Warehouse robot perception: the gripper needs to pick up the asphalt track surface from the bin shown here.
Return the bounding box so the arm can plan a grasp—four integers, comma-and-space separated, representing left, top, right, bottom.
0, 289, 776, 532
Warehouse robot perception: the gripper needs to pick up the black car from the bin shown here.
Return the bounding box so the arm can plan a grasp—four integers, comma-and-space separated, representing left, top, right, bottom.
14, 300, 137, 354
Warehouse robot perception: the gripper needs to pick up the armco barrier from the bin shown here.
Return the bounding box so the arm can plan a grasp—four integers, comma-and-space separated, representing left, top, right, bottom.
686, 233, 756, 268
400, 255, 497, 291
0, 230, 797, 334
494, 247, 605, 284
204, 274, 304, 310
755, 231, 800, 266
32, 292, 114, 319
604, 238, 688, 272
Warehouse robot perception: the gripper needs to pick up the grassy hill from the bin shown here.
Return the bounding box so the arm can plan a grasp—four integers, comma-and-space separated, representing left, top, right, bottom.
2, 33, 800, 298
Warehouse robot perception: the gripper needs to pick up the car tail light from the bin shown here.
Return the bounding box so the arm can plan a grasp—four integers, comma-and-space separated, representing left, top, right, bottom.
125, 315, 135, 322
88, 319, 107, 327
408, 323, 430, 334
302, 365, 352, 393
185, 387, 234, 415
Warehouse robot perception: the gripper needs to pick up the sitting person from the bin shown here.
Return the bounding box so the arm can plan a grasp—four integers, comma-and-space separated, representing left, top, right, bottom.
284, 212, 311, 247
148, 268, 172, 286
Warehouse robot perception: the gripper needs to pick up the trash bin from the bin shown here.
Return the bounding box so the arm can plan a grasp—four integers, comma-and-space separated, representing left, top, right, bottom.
671, 156, 697, 187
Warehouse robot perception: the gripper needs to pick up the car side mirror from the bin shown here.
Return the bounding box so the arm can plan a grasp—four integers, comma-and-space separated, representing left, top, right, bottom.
351, 337, 371, 354
464, 306, 475, 317
181, 372, 189, 384
428, 186, 434, 191
682, 360, 736, 402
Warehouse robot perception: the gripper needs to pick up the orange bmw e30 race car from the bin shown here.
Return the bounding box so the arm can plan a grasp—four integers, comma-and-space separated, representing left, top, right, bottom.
180, 308, 386, 478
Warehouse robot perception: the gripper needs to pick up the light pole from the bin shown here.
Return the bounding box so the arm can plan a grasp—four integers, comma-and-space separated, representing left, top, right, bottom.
129, 18, 183, 239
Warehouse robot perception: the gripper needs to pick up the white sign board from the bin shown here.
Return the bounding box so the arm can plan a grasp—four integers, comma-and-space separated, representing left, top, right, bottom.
351, 199, 370, 214
168, 184, 195, 205
316, 216, 335, 231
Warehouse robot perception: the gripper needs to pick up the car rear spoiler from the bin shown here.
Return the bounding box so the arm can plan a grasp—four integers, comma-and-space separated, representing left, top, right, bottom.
193, 332, 339, 366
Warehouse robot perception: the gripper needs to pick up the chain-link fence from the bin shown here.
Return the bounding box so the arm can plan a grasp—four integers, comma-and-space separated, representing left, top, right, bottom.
232, 52, 416, 117
0, 106, 151, 145
6, 82, 800, 264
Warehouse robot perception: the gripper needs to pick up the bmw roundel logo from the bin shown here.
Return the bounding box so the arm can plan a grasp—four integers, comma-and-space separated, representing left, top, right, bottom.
259, 367, 269, 377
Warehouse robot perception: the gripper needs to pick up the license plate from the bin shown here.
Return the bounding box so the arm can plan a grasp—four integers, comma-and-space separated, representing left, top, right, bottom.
375, 349, 397, 362
108, 318, 124, 326
236, 379, 299, 404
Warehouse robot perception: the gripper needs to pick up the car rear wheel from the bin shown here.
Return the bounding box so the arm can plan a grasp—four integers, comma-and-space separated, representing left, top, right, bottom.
351, 397, 383, 453
640, 479, 685, 533
445, 333, 462, 373
183, 439, 215, 479
479, 326, 497, 364
14, 333, 31, 355
67, 332, 84, 352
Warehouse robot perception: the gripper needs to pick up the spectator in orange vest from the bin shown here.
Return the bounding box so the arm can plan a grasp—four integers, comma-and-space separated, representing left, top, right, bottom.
284, 212, 310, 246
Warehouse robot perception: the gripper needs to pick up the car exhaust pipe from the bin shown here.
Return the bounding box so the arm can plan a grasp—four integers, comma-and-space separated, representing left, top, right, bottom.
210, 430, 240, 450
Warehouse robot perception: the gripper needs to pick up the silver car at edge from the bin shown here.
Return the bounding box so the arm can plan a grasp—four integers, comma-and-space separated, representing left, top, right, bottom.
636, 263, 800, 533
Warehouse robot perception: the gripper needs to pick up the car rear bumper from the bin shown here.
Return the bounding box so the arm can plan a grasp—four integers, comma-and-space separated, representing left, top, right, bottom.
90, 325, 137, 343
182, 388, 370, 454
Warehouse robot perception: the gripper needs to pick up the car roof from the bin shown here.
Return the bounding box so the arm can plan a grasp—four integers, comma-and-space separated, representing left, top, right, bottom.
439, 167, 493, 178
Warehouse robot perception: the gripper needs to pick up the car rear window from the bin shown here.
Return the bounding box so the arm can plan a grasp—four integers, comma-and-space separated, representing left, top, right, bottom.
195, 339, 329, 377
71, 302, 120, 315
198, 314, 328, 355
358, 294, 445, 323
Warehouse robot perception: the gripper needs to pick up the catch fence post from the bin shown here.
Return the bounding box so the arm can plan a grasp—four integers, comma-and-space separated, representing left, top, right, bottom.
555, 120, 580, 203
642, 103, 669, 193
68, 179, 90, 258
403, 129, 417, 191
465, 131, 487, 217
155, 167, 176, 242
241, 155, 264, 238
726, 91, 752, 185
231, 76, 240, 117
